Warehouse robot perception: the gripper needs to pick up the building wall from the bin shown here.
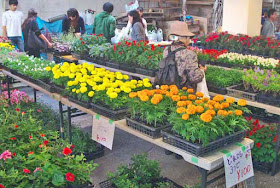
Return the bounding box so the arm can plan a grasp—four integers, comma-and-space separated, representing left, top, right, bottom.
0, 0, 131, 35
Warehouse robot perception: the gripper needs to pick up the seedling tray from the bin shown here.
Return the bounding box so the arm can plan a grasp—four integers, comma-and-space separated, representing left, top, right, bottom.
119, 64, 136, 73
257, 94, 280, 107
68, 96, 90, 109
161, 128, 247, 156
126, 116, 172, 139
106, 62, 120, 69
99, 177, 182, 188
207, 83, 227, 95
227, 84, 257, 101
35, 79, 54, 92
90, 103, 127, 120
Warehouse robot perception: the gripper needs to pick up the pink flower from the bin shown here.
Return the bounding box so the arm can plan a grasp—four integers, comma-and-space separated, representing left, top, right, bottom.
33, 167, 43, 173
37, 109, 41, 113
0, 150, 12, 161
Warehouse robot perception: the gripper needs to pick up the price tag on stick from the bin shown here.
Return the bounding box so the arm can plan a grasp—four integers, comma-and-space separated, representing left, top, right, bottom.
223, 144, 254, 188
92, 115, 115, 150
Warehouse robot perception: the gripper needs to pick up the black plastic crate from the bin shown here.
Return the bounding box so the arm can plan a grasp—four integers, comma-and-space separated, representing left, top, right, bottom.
207, 83, 227, 95
68, 96, 90, 109
75, 145, 105, 162
53, 50, 71, 56
161, 128, 247, 156
99, 177, 182, 188
119, 64, 136, 73
106, 62, 120, 69
12, 71, 31, 81
34, 79, 54, 92
52, 84, 66, 94
257, 94, 280, 107
126, 116, 172, 139
135, 67, 156, 77
253, 160, 273, 174
91, 103, 127, 120
227, 84, 257, 101
66, 184, 93, 188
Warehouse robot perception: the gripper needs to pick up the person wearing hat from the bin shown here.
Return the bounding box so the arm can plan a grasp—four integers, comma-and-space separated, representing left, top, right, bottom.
163, 21, 208, 94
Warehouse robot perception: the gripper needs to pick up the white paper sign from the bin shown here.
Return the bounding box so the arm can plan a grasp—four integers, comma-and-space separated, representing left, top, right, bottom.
92, 114, 115, 150
223, 144, 254, 188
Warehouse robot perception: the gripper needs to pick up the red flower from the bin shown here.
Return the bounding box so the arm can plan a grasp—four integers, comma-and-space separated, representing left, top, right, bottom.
39, 145, 42, 148
15, 108, 20, 112
23, 169, 31, 174
66, 172, 75, 182
21, 112, 25, 115
28, 151, 34, 155
12, 152, 16, 157
14, 125, 18, 128
40, 134, 45, 137
29, 136, 32, 139
137, 43, 141, 47
118, 52, 122, 55
62, 147, 72, 155
82, 41, 85, 45
37, 109, 41, 113
272, 135, 277, 143
80, 37, 83, 40
151, 45, 155, 51
256, 143, 261, 148
10, 137, 16, 140
148, 55, 151, 60
0, 184, 5, 188
133, 40, 136, 45
113, 44, 116, 52
43, 140, 49, 146
70, 145, 75, 150
100, 34, 103, 37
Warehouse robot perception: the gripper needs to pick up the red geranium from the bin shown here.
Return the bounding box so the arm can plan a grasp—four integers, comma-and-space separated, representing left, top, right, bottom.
12, 152, 16, 157
40, 133, 45, 137
28, 151, 34, 155
15, 108, 20, 112
62, 147, 72, 155
151, 45, 155, 51
0, 184, 5, 188
14, 125, 18, 128
37, 109, 41, 113
10, 137, 16, 140
80, 37, 83, 40
66, 172, 75, 182
29, 136, 32, 139
43, 140, 49, 146
70, 145, 75, 150
23, 169, 31, 174
256, 143, 261, 148
82, 41, 85, 45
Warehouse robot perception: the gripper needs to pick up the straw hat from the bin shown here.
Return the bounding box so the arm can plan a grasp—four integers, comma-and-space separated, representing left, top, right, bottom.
168, 21, 195, 37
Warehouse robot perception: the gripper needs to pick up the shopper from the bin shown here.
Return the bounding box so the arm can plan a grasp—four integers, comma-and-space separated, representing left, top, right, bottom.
128, 10, 146, 42
62, 8, 85, 36
2, 0, 24, 52
92, 2, 116, 42
22, 9, 52, 58
261, 9, 268, 26
125, 7, 148, 37
162, 21, 206, 92
261, 9, 278, 38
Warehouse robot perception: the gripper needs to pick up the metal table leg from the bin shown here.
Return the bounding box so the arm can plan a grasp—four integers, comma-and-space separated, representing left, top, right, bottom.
6, 75, 10, 99
33, 89, 37, 102
59, 101, 64, 139
198, 167, 208, 188
67, 107, 72, 143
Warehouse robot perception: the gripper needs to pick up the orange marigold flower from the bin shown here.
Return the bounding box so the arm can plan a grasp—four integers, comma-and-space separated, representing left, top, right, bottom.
185, 100, 193, 106
181, 96, 187, 100
208, 105, 214, 109
188, 94, 196, 100
213, 95, 224, 102
226, 97, 235, 104
207, 100, 216, 105
129, 92, 137, 98
214, 103, 223, 110
140, 95, 149, 102
237, 99, 247, 106
177, 101, 187, 107
195, 106, 204, 113
200, 113, 213, 123
221, 102, 230, 108
172, 95, 181, 101
186, 108, 196, 115
227, 111, 233, 115
155, 89, 162, 94
182, 87, 187, 90
202, 97, 209, 102
235, 110, 243, 116
170, 88, 179, 95
218, 110, 227, 117
176, 107, 186, 114
187, 88, 194, 93
151, 97, 160, 105
147, 90, 155, 97
196, 92, 204, 98
205, 110, 216, 117
195, 100, 203, 104
160, 85, 169, 91
182, 114, 189, 120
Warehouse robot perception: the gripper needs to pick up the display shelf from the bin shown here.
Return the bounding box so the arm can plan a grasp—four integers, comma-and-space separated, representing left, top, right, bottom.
78, 60, 155, 82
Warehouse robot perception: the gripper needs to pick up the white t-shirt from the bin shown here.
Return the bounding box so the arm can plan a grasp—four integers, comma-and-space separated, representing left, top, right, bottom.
2, 10, 24, 37
126, 18, 148, 36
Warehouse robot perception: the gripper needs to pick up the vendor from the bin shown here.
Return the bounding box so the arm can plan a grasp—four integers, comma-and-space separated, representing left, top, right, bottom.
62, 8, 85, 35
163, 21, 208, 96
125, 7, 148, 37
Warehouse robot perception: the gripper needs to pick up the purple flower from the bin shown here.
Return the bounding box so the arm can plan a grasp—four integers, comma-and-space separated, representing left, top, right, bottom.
274, 74, 277, 78
260, 70, 264, 75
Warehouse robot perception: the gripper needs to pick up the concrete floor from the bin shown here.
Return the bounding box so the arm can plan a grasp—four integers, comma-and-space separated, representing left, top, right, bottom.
19, 87, 280, 188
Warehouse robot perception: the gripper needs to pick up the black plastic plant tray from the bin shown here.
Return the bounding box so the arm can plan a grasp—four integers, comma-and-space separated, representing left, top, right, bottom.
119, 64, 136, 73
53, 50, 72, 56
135, 67, 156, 77
35, 79, 54, 93
68, 96, 90, 109
227, 84, 257, 101
257, 94, 280, 107
90, 103, 127, 120
253, 160, 273, 174
207, 83, 227, 95
52, 84, 65, 94
106, 62, 120, 69
99, 177, 183, 188
161, 128, 247, 156
75, 145, 105, 162
126, 116, 172, 139
66, 184, 93, 188
12, 71, 31, 81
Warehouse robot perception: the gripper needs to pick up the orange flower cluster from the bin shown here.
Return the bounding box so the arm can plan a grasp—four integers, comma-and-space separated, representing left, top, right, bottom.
151, 94, 163, 105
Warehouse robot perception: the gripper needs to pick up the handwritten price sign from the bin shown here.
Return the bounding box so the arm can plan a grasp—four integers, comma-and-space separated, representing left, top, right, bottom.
223, 144, 254, 188
92, 114, 115, 150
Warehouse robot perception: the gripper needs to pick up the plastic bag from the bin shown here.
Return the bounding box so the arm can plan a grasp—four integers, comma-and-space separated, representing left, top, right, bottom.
148, 30, 158, 42
157, 29, 163, 42
196, 73, 210, 99
125, 0, 139, 13
111, 28, 130, 44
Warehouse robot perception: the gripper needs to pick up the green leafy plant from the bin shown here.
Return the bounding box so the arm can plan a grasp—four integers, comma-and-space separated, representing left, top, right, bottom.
72, 34, 107, 54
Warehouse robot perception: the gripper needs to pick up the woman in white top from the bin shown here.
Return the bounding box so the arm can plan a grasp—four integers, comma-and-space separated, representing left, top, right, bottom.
125, 7, 148, 36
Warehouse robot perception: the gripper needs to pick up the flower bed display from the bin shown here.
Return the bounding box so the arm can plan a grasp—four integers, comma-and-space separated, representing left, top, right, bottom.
205, 66, 243, 94
100, 154, 182, 188
0, 95, 98, 187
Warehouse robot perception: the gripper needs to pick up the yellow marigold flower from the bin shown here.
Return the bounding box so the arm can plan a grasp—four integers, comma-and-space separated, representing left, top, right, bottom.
143, 78, 149, 83
76, 89, 80, 94
182, 114, 189, 120
137, 83, 143, 87
109, 92, 118, 99
237, 99, 247, 106
80, 83, 87, 87
115, 88, 121, 93
80, 87, 88, 93
124, 87, 132, 93
200, 113, 213, 123
213, 95, 224, 102
45, 66, 51, 71
188, 94, 196, 100
129, 92, 137, 98
176, 107, 186, 114
171, 95, 181, 102
187, 88, 194, 93
88, 91, 95, 97
221, 102, 230, 108
196, 92, 204, 98
72, 88, 76, 92
226, 97, 235, 104
144, 82, 152, 88
235, 110, 243, 116
195, 106, 204, 113
67, 81, 73, 87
